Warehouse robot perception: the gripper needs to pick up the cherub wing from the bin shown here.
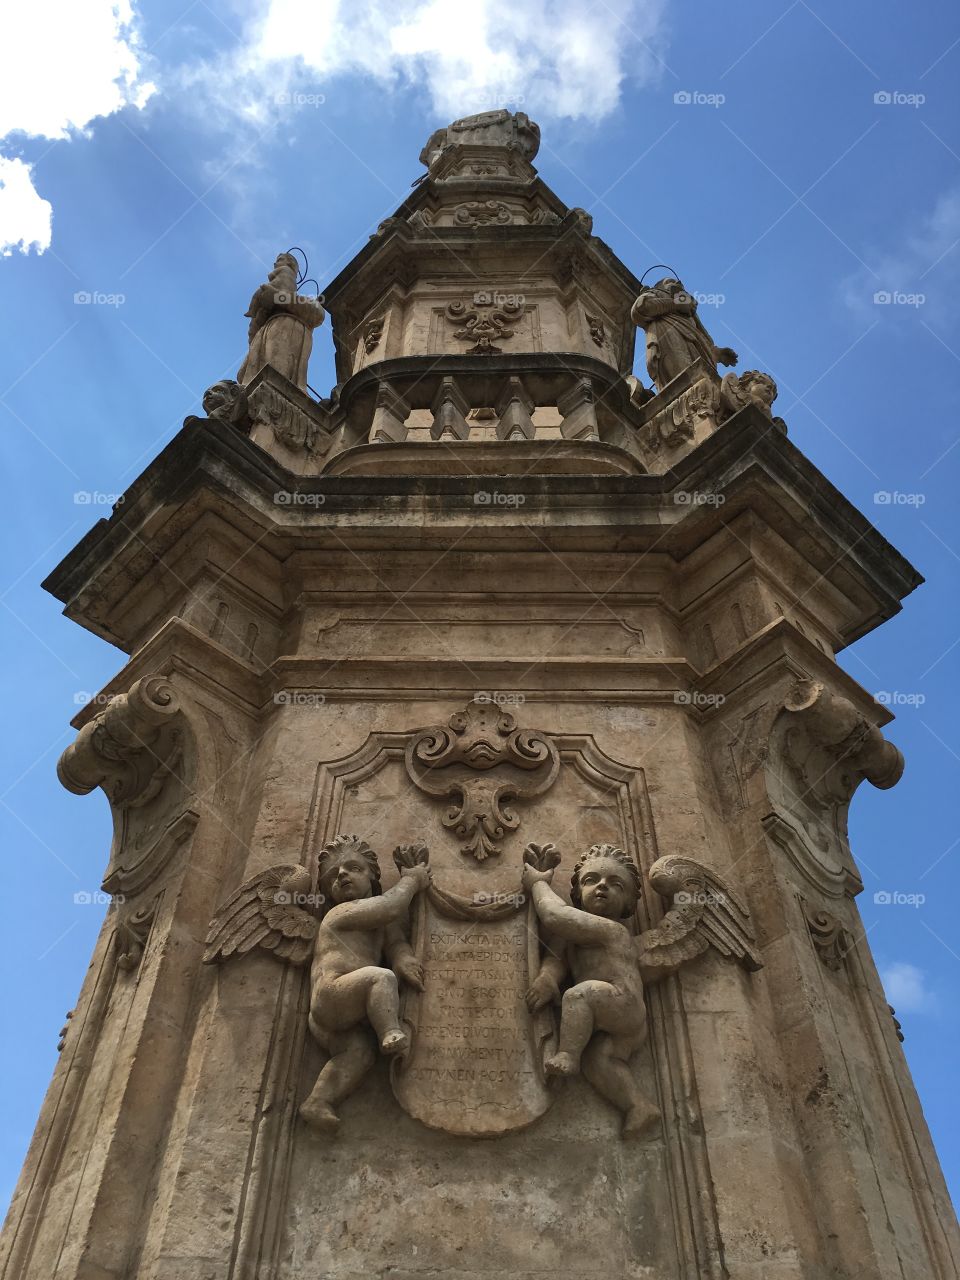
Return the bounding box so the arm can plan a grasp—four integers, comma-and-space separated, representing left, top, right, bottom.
637, 855, 762, 976
203, 863, 319, 967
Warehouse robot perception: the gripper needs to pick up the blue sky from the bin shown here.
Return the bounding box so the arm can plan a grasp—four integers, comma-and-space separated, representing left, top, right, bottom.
1, 0, 958, 1216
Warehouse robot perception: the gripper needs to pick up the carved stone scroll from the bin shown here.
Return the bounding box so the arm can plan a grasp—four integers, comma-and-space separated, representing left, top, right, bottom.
801, 898, 852, 970
765, 680, 903, 897
58, 675, 183, 805
58, 676, 195, 941
445, 297, 522, 355
405, 701, 560, 861
391, 894, 554, 1136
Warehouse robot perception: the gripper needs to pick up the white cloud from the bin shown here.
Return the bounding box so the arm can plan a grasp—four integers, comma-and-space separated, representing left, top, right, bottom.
222, 0, 667, 124
0, 0, 154, 256
0, 157, 52, 257
880, 961, 936, 1014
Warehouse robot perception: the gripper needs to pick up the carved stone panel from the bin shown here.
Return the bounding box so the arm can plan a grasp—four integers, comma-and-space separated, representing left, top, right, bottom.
227, 722, 727, 1280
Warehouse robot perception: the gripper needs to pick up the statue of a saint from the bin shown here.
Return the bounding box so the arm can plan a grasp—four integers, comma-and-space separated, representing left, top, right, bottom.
631, 278, 737, 393
237, 251, 325, 391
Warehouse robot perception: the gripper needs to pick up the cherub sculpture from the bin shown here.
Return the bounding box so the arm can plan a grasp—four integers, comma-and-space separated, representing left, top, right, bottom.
720, 369, 787, 433
630, 277, 737, 393
204, 835, 429, 1133
522, 841, 761, 1137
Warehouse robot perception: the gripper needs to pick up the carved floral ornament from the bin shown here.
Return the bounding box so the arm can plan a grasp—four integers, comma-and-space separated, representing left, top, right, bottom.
405, 700, 560, 860
454, 200, 513, 226
445, 295, 524, 355
801, 897, 853, 971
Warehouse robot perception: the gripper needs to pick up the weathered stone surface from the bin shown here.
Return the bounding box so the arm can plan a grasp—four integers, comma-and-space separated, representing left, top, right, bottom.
4, 113, 958, 1280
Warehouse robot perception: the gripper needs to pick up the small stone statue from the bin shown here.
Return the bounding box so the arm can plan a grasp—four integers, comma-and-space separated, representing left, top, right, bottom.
721, 369, 786, 432
204, 835, 428, 1134
419, 110, 541, 173
237, 251, 325, 391
631, 278, 738, 393
523, 841, 761, 1137
201, 379, 249, 428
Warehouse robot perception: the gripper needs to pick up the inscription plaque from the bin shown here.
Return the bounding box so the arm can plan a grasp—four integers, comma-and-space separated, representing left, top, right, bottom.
392, 899, 553, 1135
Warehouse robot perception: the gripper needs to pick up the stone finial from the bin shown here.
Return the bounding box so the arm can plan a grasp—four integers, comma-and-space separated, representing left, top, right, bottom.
237, 251, 325, 391
419, 110, 541, 174
631, 278, 737, 393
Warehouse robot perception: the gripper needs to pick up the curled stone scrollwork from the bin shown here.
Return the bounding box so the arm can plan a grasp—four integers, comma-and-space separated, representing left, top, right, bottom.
405, 701, 560, 861
801, 898, 852, 970
115, 898, 160, 972
765, 680, 903, 898
58, 677, 193, 955
445, 298, 523, 355
58, 676, 183, 806
454, 200, 512, 226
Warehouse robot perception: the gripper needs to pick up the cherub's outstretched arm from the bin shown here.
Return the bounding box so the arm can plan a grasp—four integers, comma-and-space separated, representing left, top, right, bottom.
326, 865, 428, 932
521, 865, 620, 945
385, 920, 424, 990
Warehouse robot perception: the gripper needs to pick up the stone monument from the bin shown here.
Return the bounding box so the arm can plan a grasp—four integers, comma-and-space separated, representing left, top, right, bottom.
2, 109, 958, 1279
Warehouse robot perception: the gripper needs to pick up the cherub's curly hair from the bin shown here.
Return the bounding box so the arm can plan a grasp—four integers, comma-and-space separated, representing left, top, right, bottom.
570, 843, 642, 917
317, 834, 382, 897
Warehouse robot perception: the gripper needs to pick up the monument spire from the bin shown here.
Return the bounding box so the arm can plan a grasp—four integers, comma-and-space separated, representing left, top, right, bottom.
3, 112, 957, 1280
